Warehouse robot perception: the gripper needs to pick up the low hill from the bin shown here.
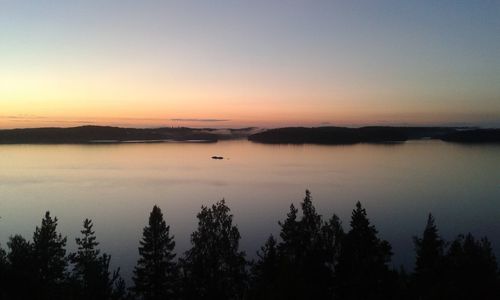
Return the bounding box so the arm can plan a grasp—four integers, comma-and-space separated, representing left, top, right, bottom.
247, 126, 455, 144
248, 126, 500, 145
440, 129, 500, 143
0, 126, 224, 144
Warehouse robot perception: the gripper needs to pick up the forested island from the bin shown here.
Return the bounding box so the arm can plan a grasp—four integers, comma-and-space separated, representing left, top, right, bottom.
0, 126, 255, 144
0, 191, 499, 299
248, 127, 500, 144
1, 125, 499, 145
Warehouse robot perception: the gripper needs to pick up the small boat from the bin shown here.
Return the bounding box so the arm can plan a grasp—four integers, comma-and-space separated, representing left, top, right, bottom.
211, 156, 224, 160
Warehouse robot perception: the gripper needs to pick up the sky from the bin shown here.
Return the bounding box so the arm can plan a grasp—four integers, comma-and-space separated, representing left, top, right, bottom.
1, 0, 499, 128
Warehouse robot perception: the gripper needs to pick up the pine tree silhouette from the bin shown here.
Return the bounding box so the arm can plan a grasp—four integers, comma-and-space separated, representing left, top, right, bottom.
278, 203, 300, 262
0, 244, 7, 299
445, 233, 498, 299
5, 235, 37, 298
413, 213, 445, 299
248, 235, 280, 299
133, 205, 178, 300
181, 200, 247, 300
336, 202, 394, 300
32, 211, 68, 300
70, 218, 120, 300
263, 190, 343, 299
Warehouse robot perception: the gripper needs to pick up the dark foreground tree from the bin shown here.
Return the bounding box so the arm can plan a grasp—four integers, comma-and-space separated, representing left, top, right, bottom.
5, 235, 37, 299
281, 191, 343, 298
112, 277, 134, 300
32, 211, 68, 300
70, 218, 121, 300
444, 233, 498, 299
248, 235, 280, 299
133, 205, 178, 300
250, 190, 343, 299
1, 191, 500, 299
413, 214, 445, 299
0, 244, 8, 299
336, 202, 395, 300
181, 200, 247, 300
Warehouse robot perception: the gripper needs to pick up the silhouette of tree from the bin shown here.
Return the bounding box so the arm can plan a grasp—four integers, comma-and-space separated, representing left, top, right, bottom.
2, 191, 500, 299
320, 213, 345, 297
133, 205, 178, 300
322, 214, 344, 272
277, 203, 300, 263
32, 211, 68, 300
444, 233, 498, 299
250, 202, 302, 300
112, 277, 135, 300
395, 266, 412, 299
336, 202, 394, 300
181, 200, 247, 300
0, 244, 7, 299
6, 235, 37, 299
256, 190, 343, 299
413, 213, 445, 299
248, 235, 280, 299
70, 218, 120, 300
292, 190, 342, 298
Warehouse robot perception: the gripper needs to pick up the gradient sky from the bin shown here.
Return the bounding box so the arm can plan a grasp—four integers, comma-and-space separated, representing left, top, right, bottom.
1, 0, 499, 128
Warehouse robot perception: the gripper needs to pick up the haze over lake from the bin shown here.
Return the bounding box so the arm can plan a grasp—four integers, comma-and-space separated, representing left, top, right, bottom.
1, 140, 499, 281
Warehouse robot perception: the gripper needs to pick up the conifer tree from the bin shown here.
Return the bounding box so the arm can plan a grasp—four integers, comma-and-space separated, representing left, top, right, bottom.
336, 202, 393, 300
413, 213, 445, 299
70, 218, 119, 300
321, 213, 344, 298
32, 211, 68, 300
278, 203, 300, 261
0, 244, 7, 299
272, 190, 343, 299
133, 205, 178, 300
299, 190, 324, 261
112, 277, 134, 300
445, 233, 498, 299
181, 200, 247, 300
6, 235, 37, 299
297, 190, 339, 298
254, 235, 278, 280
248, 235, 280, 299
322, 214, 344, 271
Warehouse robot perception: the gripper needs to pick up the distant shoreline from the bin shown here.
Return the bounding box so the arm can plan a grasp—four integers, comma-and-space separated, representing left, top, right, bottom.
248, 126, 500, 145
0, 125, 499, 145
0, 125, 255, 144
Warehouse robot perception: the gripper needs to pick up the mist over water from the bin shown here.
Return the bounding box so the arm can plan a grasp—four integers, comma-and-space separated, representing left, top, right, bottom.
0, 140, 499, 281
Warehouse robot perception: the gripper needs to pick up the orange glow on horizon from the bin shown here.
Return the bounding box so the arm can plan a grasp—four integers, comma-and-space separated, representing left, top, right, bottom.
1, 59, 498, 129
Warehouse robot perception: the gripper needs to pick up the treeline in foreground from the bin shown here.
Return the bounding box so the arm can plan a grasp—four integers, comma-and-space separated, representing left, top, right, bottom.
0, 191, 499, 300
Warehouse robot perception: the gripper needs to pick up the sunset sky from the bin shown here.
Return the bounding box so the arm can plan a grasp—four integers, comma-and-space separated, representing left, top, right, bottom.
1, 0, 499, 128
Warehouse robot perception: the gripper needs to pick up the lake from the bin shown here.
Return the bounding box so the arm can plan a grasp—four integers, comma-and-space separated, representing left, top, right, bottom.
0, 140, 499, 281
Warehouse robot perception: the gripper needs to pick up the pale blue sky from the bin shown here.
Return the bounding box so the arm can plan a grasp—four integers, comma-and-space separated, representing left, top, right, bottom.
1, 0, 499, 128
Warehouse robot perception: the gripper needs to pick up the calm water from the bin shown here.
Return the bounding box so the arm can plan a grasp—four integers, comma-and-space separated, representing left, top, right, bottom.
1, 140, 499, 281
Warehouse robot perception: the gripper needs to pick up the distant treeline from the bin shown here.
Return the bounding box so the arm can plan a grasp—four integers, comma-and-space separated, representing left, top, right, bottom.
248, 127, 500, 144
2, 125, 500, 145
1, 191, 499, 299
0, 126, 255, 144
